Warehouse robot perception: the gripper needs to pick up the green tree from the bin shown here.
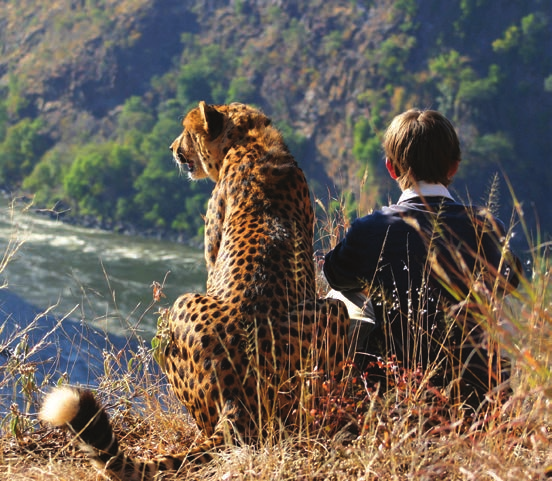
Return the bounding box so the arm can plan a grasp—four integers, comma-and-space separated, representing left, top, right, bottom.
0, 118, 49, 185
519, 13, 548, 62
133, 114, 210, 236
226, 76, 257, 104
176, 43, 236, 108
428, 49, 467, 118
5, 73, 29, 117
22, 144, 76, 206
493, 13, 548, 63
352, 117, 381, 170
545, 74, 552, 92
462, 132, 515, 172
457, 64, 501, 104
0, 93, 7, 141
429, 51, 501, 120
492, 24, 521, 54
116, 96, 156, 139
377, 34, 416, 79
172, 192, 209, 237
63, 143, 137, 221
276, 121, 308, 161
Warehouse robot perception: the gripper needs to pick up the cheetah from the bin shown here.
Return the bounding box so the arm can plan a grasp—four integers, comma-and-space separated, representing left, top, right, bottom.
40, 102, 350, 480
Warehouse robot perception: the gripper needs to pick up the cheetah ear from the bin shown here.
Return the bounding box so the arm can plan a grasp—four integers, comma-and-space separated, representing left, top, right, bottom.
199, 101, 224, 139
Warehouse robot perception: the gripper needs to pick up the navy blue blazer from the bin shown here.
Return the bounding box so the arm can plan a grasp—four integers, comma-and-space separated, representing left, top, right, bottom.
324, 196, 520, 340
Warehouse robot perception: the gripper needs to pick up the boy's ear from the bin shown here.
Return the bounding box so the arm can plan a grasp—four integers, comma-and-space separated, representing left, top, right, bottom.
385, 158, 398, 180
448, 160, 460, 179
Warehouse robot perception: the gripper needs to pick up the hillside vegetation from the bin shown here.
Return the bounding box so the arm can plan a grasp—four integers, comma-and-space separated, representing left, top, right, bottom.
1, 0, 551, 243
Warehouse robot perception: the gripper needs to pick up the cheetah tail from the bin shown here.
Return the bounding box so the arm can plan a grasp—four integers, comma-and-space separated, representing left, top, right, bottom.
39, 386, 191, 480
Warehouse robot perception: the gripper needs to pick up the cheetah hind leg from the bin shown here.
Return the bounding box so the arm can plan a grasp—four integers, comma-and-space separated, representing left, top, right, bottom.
277, 298, 351, 419
163, 293, 288, 449
292, 297, 351, 374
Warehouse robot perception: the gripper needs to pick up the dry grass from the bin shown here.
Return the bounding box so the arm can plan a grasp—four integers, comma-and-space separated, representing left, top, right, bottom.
3, 382, 550, 480
1, 199, 551, 480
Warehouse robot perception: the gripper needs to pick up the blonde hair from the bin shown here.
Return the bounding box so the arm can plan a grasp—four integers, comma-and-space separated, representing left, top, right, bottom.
383, 109, 461, 190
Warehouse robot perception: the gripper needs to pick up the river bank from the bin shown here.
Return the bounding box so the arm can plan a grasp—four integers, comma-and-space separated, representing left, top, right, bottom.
0, 195, 207, 339
2, 190, 205, 250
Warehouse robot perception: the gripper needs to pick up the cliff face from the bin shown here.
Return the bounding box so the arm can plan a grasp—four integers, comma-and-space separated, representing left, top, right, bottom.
1, 0, 551, 235
1, 1, 196, 133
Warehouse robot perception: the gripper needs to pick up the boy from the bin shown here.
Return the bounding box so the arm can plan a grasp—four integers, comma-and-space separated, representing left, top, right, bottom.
324, 109, 520, 405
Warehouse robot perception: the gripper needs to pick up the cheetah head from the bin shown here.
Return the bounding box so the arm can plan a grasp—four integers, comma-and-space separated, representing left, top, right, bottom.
170, 101, 271, 182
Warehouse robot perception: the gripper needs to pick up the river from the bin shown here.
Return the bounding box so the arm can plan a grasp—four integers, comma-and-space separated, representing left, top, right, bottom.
0, 199, 207, 339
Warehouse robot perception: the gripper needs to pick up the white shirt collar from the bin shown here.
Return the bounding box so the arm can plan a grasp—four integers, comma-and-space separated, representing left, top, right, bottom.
397, 181, 455, 204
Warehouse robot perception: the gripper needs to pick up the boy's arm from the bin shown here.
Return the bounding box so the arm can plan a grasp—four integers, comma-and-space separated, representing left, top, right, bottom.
323, 243, 365, 291
323, 219, 379, 292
